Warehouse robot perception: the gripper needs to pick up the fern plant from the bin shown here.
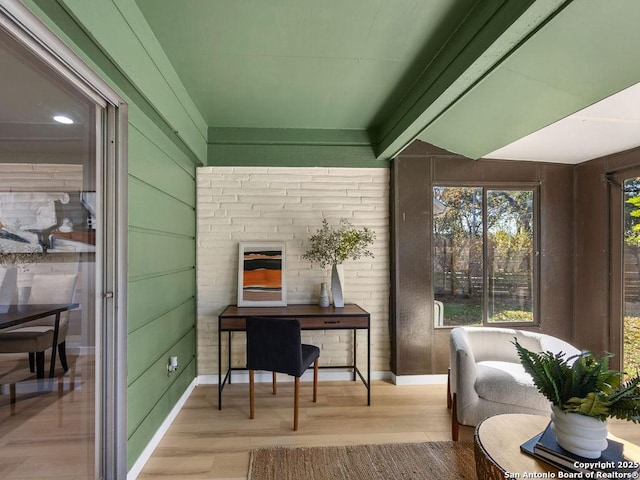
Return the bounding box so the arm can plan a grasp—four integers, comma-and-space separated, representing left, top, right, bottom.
514, 339, 640, 422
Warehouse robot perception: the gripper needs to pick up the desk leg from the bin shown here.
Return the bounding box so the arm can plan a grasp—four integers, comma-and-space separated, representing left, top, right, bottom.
352, 329, 357, 382
49, 313, 60, 379
367, 325, 371, 406
218, 323, 222, 410
228, 331, 232, 384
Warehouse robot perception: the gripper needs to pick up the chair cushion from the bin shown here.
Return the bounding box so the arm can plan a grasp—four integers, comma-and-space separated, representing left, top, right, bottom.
301, 344, 320, 373
0, 326, 54, 352
475, 361, 550, 411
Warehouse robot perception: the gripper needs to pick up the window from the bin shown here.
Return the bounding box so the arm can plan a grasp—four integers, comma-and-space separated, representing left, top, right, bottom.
433, 186, 536, 326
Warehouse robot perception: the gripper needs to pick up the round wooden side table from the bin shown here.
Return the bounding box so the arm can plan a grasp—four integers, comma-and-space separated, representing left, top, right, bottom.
474, 413, 640, 480
474, 414, 559, 480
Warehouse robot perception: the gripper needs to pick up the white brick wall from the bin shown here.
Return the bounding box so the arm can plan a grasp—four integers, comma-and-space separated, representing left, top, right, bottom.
0, 163, 83, 192
197, 166, 390, 376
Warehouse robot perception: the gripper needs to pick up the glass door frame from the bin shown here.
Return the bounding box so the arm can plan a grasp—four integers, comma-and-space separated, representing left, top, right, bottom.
0, 2, 128, 478
608, 166, 640, 371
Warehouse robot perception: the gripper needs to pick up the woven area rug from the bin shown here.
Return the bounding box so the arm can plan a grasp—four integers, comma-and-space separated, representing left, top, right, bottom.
248, 441, 476, 480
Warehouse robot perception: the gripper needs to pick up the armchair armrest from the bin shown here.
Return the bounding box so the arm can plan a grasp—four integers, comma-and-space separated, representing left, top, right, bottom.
450, 328, 480, 407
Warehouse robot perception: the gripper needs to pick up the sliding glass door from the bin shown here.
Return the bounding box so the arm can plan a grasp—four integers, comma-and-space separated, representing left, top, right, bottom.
0, 5, 127, 477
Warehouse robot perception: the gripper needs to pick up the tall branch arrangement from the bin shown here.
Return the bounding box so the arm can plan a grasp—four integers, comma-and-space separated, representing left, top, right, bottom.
303, 218, 375, 269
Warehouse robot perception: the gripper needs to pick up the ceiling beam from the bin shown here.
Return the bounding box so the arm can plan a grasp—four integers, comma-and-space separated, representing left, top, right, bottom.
373, 0, 570, 161
420, 0, 640, 160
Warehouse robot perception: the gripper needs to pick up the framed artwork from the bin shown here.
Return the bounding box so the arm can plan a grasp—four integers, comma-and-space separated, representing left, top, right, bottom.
237, 242, 287, 306
0, 191, 96, 254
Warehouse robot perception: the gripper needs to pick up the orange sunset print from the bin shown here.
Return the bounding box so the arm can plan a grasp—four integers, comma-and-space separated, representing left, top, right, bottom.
242, 250, 283, 301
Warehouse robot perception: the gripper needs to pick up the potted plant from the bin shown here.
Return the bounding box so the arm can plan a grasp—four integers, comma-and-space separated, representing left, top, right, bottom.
514, 339, 640, 458
303, 218, 375, 307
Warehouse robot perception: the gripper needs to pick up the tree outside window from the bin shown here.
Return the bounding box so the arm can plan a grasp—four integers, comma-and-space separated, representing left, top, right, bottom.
433, 186, 535, 326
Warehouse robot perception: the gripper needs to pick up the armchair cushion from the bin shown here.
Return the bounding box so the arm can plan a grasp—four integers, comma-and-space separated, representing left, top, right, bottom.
475, 361, 549, 411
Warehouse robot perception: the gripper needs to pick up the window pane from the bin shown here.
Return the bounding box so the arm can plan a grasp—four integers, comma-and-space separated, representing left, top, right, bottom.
433, 187, 483, 326
623, 177, 640, 377
486, 190, 534, 323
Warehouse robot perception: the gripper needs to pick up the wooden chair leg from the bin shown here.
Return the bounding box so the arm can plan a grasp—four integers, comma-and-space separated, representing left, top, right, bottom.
293, 376, 300, 431
249, 370, 255, 420
451, 393, 460, 441
272, 371, 277, 395
312, 358, 318, 403
446, 368, 452, 409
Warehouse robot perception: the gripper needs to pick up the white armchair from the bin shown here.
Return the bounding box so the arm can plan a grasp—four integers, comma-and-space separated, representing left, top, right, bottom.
448, 326, 580, 440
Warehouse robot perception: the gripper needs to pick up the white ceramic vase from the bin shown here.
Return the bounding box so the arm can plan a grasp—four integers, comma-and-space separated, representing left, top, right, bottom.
331, 264, 344, 307
550, 406, 608, 459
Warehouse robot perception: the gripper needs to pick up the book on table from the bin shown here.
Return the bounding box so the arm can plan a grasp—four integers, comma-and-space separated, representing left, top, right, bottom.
520, 422, 640, 475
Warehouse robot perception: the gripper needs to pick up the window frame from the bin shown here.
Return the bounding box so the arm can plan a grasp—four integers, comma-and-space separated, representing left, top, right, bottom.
433, 182, 540, 328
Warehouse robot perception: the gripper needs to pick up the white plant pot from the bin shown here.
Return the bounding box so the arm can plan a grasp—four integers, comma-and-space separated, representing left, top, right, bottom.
550, 406, 608, 459
331, 264, 344, 307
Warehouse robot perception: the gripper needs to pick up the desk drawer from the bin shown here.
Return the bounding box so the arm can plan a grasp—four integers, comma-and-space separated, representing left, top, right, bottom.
220, 318, 246, 330
298, 316, 368, 329
220, 315, 369, 331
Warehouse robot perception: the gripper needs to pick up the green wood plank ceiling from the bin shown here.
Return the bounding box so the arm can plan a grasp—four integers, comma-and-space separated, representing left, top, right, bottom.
135, 0, 640, 164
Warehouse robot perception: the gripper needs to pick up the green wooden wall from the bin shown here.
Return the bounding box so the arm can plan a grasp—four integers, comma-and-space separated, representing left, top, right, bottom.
24, 0, 205, 470
125, 106, 198, 470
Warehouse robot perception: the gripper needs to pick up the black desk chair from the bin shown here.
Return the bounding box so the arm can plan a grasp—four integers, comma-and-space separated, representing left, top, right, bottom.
246, 316, 320, 431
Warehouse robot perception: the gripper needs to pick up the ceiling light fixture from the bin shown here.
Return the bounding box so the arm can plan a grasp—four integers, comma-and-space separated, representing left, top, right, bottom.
53, 114, 74, 124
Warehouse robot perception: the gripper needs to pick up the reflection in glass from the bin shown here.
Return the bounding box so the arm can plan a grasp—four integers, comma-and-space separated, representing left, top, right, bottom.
0, 24, 99, 479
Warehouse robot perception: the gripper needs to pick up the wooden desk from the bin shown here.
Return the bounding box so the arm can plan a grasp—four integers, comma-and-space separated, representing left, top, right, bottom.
474, 414, 640, 479
0, 303, 79, 378
218, 304, 370, 409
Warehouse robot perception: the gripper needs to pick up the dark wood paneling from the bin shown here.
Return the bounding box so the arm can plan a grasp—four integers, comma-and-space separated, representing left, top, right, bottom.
538, 164, 574, 342
391, 156, 433, 375
574, 159, 610, 354
433, 156, 539, 183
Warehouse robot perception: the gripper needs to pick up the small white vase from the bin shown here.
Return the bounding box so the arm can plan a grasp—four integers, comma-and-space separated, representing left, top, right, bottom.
331, 264, 344, 307
550, 406, 608, 459
318, 282, 330, 308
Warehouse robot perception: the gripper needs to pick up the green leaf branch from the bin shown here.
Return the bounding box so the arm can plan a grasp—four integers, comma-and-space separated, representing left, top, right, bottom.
302, 218, 375, 269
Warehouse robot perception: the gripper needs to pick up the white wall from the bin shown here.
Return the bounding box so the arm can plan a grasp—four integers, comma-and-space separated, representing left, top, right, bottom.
196, 166, 390, 376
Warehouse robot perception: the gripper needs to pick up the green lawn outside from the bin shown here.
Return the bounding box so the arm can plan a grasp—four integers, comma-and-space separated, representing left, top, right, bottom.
625, 316, 640, 376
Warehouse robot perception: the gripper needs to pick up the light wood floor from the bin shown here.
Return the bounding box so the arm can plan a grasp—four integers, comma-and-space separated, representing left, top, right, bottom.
138, 379, 640, 480
0, 352, 95, 480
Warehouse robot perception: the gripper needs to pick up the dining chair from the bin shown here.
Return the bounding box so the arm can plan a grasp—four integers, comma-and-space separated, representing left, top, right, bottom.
246, 316, 320, 431
0, 273, 77, 378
